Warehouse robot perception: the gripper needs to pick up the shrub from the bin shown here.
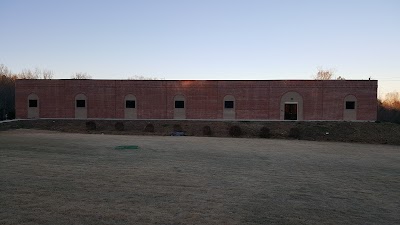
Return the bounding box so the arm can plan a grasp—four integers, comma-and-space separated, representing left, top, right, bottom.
203, 126, 212, 136
229, 125, 242, 137
259, 126, 270, 138
115, 122, 124, 131
86, 121, 96, 130
289, 127, 300, 139
144, 123, 154, 132
173, 124, 183, 132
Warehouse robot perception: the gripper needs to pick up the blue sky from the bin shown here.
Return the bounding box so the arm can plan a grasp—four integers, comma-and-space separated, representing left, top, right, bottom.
1, 0, 399, 97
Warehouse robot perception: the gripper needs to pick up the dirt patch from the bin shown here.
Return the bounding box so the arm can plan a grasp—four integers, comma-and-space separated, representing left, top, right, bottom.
1, 119, 399, 145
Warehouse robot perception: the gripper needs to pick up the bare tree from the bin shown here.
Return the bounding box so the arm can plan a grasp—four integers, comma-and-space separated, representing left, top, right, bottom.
71, 72, 92, 79
383, 92, 400, 110
41, 69, 54, 79
314, 68, 346, 80
314, 68, 335, 80
18, 69, 39, 79
13, 67, 53, 79
0, 64, 12, 77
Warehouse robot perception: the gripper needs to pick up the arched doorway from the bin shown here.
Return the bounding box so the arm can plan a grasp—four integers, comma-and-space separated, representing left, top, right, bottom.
343, 95, 357, 121
223, 95, 235, 119
27, 93, 39, 118
75, 94, 87, 119
280, 92, 303, 120
174, 95, 186, 119
124, 94, 137, 119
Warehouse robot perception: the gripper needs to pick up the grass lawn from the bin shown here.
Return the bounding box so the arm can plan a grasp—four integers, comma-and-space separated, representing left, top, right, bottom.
0, 129, 399, 225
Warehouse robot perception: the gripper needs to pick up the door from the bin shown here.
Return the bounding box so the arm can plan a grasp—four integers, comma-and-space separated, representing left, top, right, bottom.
284, 104, 297, 120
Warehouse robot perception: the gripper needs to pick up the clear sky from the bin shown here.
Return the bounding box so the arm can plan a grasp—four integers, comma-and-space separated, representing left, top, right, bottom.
1, 0, 399, 97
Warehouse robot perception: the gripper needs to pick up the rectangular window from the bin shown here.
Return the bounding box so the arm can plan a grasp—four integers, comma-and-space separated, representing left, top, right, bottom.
126, 100, 136, 108
224, 101, 234, 109
175, 101, 184, 108
29, 100, 38, 108
76, 100, 86, 108
346, 101, 355, 109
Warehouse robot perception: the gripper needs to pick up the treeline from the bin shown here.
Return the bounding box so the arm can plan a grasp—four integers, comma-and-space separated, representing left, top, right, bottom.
0, 64, 55, 120
378, 92, 400, 124
0, 63, 160, 120
0, 67, 16, 120
0, 64, 97, 120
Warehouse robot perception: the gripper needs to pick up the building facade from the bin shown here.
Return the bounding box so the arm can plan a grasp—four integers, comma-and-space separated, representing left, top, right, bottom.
15, 80, 378, 121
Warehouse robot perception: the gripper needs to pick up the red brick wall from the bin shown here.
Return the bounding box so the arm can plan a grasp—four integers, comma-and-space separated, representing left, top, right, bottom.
15, 80, 378, 120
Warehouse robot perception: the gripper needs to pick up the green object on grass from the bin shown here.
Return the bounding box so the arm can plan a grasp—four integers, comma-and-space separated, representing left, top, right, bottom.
115, 145, 139, 150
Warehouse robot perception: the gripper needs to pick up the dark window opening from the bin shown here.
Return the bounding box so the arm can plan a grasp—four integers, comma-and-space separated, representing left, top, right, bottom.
29, 100, 38, 108
126, 100, 136, 108
76, 100, 86, 108
175, 101, 184, 108
346, 101, 355, 109
224, 101, 234, 109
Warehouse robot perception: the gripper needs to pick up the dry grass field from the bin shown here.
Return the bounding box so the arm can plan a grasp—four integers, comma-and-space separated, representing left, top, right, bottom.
0, 129, 399, 225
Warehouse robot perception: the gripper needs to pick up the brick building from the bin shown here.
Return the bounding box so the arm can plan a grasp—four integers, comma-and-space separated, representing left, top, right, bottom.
15, 80, 377, 121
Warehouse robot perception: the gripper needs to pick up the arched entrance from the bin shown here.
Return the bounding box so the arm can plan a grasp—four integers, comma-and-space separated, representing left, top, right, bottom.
27, 93, 39, 118
343, 95, 357, 121
223, 95, 235, 119
75, 94, 87, 119
280, 92, 303, 120
124, 94, 137, 119
173, 95, 186, 119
